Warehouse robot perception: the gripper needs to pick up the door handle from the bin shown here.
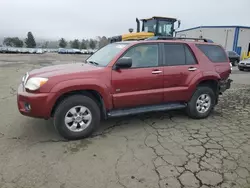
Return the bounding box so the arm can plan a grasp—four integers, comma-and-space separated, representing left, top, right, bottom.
188, 67, 197, 71
152, 70, 162, 74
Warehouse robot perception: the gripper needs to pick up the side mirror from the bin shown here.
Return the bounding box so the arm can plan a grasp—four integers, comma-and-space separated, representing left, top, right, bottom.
114, 57, 132, 69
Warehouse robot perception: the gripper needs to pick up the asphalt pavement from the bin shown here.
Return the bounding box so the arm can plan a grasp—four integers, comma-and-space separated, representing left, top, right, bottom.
0, 54, 249, 188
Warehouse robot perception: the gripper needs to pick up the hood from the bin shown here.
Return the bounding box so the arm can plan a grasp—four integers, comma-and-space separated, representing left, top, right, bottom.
28, 63, 102, 78
240, 59, 250, 64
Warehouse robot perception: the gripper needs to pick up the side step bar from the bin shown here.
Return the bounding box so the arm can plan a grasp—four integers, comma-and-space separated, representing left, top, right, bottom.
107, 103, 187, 118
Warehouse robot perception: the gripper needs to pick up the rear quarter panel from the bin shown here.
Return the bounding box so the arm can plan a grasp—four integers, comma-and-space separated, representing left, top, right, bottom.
184, 43, 223, 100
193, 43, 231, 80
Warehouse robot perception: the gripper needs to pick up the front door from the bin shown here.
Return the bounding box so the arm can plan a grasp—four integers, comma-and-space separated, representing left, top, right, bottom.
162, 43, 200, 102
111, 43, 164, 109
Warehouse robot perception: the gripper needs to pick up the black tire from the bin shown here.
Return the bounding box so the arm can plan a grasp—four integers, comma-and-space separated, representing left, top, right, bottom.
186, 86, 215, 119
239, 68, 244, 71
234, 60, 239, 66
53, 95, 101, 140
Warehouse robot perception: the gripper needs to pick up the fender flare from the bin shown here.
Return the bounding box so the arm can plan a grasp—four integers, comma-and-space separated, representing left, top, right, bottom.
49, 78, 112, 111
188, 72, 221, 99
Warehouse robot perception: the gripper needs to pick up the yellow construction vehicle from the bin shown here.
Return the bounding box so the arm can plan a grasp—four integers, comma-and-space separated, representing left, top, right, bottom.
110, 16, 181, 43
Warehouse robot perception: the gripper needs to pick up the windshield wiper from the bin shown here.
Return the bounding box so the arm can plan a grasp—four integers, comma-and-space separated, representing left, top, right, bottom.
85, 60, 99, 66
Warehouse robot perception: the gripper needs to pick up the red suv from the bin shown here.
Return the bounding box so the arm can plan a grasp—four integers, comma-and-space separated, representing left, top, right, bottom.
17, 38, 232, 140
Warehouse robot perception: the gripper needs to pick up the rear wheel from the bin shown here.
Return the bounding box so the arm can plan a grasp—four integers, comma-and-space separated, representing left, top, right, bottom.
186, 86, 215, 119
53, 95, 101, 140
239, 68, 244, 71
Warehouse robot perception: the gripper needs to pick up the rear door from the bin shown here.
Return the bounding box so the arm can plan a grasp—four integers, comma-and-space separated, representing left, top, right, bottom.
111, 43, 164, 109
196, 44, 231, 79
161, 43, 201, 102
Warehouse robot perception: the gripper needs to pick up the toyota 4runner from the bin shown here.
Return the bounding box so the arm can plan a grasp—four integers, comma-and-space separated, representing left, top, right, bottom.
17, 37, 232, 140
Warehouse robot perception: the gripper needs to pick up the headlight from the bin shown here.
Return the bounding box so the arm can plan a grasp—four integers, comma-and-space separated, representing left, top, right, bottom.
25, 77, 48, 91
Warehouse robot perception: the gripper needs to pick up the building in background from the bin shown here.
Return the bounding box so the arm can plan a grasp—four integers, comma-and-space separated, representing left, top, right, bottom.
176, 26, 250, 57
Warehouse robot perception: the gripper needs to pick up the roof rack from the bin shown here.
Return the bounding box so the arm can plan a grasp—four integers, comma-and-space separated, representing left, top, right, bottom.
145, 36, 214, 43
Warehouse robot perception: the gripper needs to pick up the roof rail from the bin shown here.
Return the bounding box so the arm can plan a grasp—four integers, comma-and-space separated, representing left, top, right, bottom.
145, 36, 214, 43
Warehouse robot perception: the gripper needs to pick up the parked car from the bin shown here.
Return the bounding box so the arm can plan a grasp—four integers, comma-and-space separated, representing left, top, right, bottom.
29, 48, 37, 54
87, 49, 97, 54
58, 48, 67, 54
20, 48, 30, 54
0, 47, 8, 53
72, 49, 81, 54
81, 49, 89, 54
36, 49, 44, 54
226, 51, 240, 66
17, 38, 232, 140
238, 58, 250, 71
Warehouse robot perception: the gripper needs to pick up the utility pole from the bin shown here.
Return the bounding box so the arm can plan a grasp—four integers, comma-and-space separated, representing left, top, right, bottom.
224, 29, 231, 50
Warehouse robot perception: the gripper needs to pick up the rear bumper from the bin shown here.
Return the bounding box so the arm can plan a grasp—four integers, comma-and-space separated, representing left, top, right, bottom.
219, 79, 233, 94
229, 57, 240, 63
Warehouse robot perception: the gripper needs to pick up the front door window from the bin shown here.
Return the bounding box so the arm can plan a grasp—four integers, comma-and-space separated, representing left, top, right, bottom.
122, 44, 159, 68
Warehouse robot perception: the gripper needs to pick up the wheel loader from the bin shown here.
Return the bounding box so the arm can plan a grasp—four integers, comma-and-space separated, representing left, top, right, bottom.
109, 16, 181, 43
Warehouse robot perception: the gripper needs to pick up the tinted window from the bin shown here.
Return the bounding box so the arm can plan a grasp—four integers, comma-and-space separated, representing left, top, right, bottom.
227, 51, 238, 56
121, 44, 159, 68
144, 20, 156, 33
184, 45, 197, 65
196, 44, 228, 62
164, 44, 185, 66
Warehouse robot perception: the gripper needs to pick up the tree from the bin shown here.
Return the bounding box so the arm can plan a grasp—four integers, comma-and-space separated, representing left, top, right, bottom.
14, 38, 24, 47
80, 39, 87, 49
89, 39, 96, 49
42, 41, 49, 48
3, 37, 23, 47
98, 36, 108, 48
59, 38, 67, 48
25, 32, 36, 48
71, 39, 80, 49
3, 37, 13, 46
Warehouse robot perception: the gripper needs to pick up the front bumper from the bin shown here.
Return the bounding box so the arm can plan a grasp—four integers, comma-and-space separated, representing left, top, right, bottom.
219, 79, 233, 94
238, 64, 250, 70
17, 84, 53, 119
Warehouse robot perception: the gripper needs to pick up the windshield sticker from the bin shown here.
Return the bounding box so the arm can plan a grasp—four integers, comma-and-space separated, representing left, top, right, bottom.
116, 45, 126, 49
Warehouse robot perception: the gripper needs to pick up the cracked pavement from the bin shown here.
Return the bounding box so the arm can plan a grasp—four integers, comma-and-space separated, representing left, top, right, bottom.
0, 54, 250, 188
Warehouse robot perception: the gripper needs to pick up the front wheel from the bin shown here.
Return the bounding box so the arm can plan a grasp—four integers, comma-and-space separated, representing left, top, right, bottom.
186, 86, 215, 119
53, 95, 101, 140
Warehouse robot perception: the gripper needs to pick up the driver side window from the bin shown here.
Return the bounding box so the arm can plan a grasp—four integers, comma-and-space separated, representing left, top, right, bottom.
122, 44, 159, 68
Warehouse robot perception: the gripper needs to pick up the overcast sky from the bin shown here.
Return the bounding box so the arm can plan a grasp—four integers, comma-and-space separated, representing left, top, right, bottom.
0, 0, 249, 40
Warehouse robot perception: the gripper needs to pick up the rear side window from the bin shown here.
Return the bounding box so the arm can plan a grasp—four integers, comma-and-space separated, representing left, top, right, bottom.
196, 44, 228, 62
164, 43, 197, 66
164, 44, 185, 66
184, 45, 197, 65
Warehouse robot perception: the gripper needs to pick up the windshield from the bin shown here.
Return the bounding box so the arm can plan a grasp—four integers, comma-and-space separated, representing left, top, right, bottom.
157, 20, 174, 36
86, 43, 129, 66
143, 19, 174, 36
143, 19, 156, 33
